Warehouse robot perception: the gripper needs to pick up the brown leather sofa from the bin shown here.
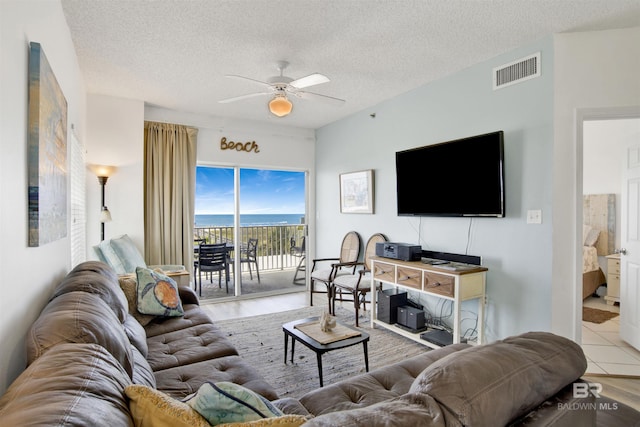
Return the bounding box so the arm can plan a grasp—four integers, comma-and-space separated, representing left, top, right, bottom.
273, 333, 640, 426
1, 261, 638, 426
0, 261, 276, 425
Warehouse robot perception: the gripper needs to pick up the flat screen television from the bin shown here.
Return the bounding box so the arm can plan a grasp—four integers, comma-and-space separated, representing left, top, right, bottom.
396, 131, 505, 217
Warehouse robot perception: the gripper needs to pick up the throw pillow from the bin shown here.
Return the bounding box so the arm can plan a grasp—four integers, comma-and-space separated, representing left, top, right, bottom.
584, 227, 600, 247
97, 240, 127, 274
118, 275, 155, 326
125, 384, 210, 427
136, 267, 184, 317
218, 414, 309, 427
184, 382, 283, 426
110, 234, 148, 273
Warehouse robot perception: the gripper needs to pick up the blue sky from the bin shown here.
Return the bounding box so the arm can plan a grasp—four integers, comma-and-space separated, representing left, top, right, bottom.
195, 166, 305, 215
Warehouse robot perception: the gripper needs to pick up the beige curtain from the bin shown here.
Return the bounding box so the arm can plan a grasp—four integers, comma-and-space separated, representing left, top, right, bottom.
144, 121, 198, 272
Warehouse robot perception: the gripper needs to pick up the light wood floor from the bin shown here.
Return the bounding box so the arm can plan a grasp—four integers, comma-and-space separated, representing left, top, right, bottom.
201, 290, 309, 321
202, 291, 640, 411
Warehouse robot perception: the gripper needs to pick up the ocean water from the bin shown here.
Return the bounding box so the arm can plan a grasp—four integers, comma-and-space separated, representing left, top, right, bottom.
195, 214, 305, 227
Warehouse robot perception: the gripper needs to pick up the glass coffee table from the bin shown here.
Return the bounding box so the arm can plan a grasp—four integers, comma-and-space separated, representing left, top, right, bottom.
282, 316, 370, 387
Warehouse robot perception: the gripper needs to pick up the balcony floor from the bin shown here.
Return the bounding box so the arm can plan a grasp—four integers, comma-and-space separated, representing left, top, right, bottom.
194, 266, 306, 301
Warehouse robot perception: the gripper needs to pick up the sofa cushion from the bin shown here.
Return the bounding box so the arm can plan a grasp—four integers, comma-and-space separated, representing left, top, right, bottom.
184, 381, 283, 425
146, 323, 238, 371
51, 260, 129, 323
509, 381, 596, 426
136, 266, 184, 317
409, 331, 587, 427
271, 398, 312, 417
298, 344, 469, 416
124, 314, 149, 357
0, 343, 133, 426
26, 290, 134, 378
131, 345, 157, 388
154, 355, 278, 401
302, 392, 454, 427
144, 303, 216, 337
126, 384, 210, 427
111, 234, 148, 273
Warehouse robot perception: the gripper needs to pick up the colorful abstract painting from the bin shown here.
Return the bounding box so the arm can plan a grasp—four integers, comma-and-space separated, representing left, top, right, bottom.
28, 42, 68, 247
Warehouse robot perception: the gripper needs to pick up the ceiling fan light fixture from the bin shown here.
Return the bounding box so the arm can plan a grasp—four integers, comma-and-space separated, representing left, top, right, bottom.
268, 94, 293, 117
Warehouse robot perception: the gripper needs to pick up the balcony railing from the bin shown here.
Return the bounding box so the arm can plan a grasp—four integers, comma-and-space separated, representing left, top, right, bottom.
194, 224, 307, 272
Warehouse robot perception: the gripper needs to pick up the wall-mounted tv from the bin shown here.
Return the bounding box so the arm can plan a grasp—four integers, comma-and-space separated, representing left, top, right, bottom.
396, 131, 505, 217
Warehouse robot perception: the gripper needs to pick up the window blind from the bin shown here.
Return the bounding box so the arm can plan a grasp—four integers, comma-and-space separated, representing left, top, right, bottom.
70, 130, 86, 267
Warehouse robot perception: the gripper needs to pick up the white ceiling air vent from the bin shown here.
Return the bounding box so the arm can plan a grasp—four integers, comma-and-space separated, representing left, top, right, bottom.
493, 52, 541, 90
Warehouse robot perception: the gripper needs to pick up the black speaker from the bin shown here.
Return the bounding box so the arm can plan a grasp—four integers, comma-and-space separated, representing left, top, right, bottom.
377, 289, 407, 324
397, 306, 425, 330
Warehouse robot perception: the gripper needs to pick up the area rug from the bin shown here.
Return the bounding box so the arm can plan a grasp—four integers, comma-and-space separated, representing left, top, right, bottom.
214, 305, 428, 399
583, 306, 619, 324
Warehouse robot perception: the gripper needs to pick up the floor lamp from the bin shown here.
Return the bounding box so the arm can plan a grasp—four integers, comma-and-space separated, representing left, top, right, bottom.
89, 165, 116, 241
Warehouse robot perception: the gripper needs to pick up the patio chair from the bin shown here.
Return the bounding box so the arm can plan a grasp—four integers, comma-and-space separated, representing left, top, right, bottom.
310, 231, 362, 314
290, 235, 306, 285
196, 243, 230, 295
239, 238, 260, 283
332, 233, 387, 326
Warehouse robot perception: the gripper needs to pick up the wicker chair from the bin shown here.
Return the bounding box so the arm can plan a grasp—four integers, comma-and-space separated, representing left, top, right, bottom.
332, 233, 388, 326
309, 231, 362, 314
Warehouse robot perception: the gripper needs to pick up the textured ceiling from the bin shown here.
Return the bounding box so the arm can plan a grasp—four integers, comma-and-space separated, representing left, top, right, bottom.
61, 0, 640, 129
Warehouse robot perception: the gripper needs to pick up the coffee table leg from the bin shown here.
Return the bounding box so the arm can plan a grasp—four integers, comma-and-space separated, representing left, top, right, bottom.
317, 352, 323, 387
283, 332, 289, 364
363, 341, 369, 372
291, 338, 295, 363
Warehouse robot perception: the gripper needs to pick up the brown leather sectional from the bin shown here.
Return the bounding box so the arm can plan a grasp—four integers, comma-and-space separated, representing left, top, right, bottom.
0, 261, 276, 426
1, 261, 638, 426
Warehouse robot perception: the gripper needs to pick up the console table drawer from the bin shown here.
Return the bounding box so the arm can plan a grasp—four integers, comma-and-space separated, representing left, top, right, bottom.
396, 267, 422, 290
373, 262, 395, 283
423, 272, 455, 298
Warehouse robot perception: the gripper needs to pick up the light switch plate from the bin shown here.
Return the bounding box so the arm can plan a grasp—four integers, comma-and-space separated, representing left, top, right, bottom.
527, 210, 542, 224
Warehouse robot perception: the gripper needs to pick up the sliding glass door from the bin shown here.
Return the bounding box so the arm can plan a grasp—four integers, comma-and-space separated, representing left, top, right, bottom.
195, 166, 307, 300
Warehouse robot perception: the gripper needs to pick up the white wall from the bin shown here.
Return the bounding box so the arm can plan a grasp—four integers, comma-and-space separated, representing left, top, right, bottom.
85, 95, 145, 251
316, 38, 555, 341
145, 107, 316, 171
0, 0, 86, 394
552, 27, 640, 341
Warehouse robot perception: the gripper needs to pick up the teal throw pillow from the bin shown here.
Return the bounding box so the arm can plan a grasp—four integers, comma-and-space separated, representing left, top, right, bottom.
136, 267, 184, 317
97, 240, 127, 274
111, 234, 148, 273
184, 382, 283, 425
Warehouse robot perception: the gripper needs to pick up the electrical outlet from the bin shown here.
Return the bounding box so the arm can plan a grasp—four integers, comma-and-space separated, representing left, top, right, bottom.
527, 209, 542, 224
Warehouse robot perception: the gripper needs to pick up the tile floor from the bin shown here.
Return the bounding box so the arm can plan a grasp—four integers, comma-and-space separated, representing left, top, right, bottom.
582, 296, 640, 377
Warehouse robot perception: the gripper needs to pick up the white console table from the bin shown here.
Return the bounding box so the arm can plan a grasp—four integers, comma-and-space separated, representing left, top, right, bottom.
370, 256, 487, 349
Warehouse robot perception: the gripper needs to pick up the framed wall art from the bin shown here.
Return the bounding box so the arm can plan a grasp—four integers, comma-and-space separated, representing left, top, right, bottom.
28, 42, 68, 247
339, 169, 374, 214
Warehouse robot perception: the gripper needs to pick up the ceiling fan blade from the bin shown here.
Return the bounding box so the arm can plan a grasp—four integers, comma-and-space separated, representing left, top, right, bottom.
218, 92, 270, 104
297, 90, 345, 106
225, 75, 272, 88
289, 73, 330, 89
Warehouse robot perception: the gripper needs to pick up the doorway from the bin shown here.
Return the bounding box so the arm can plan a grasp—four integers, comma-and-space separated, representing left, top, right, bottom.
194, 166, 308, 300
580, 113, 640, 376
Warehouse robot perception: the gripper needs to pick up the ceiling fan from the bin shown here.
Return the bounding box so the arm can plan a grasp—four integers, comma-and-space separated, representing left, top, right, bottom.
218, 61, 345, 117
